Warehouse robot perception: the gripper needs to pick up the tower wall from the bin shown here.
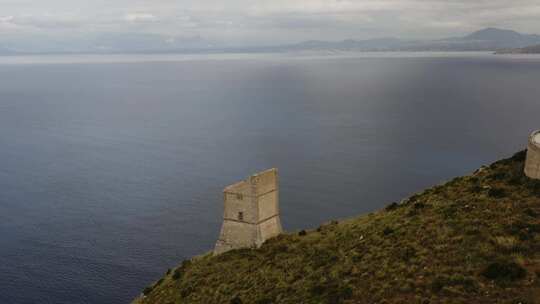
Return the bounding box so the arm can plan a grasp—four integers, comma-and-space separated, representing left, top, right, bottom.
525, 130, 540, 180
214, 168, 282, 254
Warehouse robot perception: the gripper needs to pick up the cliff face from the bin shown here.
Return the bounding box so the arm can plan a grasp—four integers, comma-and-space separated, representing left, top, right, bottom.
134, 151, 540, 304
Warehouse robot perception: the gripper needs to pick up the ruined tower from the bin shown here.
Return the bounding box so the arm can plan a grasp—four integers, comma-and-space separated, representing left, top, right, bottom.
214, 168, 283, 254
525, 130, 540, 180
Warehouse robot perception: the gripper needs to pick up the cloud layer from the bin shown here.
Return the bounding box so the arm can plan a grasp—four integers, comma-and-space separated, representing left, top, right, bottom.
1, 0, 540, 45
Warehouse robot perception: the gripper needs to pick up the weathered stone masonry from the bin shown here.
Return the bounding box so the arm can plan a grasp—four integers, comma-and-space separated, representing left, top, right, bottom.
525, 130, 540, 180
214, 168, 283, 254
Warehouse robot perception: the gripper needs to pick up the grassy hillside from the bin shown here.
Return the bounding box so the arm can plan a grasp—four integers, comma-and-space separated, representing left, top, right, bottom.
134, 151, 540, 304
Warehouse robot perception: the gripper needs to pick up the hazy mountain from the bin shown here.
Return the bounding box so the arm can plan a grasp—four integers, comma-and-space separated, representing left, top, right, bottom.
285, 28, 540, 52
0, 32, 216, 54
85, 33, 215, 53
1, 28, 540, 54
287, 38, 404, 51
458, 28, 540, 48
0, 45, 14, 54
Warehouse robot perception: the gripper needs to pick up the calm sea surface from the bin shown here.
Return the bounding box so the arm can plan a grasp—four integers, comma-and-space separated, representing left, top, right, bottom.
1, 52, 540, 303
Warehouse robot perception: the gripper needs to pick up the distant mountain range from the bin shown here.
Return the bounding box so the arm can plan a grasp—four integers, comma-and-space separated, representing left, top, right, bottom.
0, 45, 14, 54
282, 28, 540, 52
1, 28, 540, 55
0, 33, 216, 55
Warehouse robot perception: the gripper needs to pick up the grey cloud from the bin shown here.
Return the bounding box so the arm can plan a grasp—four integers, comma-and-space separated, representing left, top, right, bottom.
0, 0, 539, 45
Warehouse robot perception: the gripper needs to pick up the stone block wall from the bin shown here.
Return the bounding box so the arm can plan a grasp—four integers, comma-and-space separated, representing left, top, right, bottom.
525, 130, 540, 180
214, 168, 282, 254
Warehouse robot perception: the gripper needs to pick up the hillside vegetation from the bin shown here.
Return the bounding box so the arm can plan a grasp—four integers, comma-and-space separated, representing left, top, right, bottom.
134, 151, 540, 304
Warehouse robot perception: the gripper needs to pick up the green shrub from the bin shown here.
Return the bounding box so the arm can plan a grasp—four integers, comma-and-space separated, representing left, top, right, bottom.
327, 284, 353, 303
481, 261, 526, 282
488, 172, 507, 181
524, 179, 540, 194
385, 202, 399, 211
431, 276, 446, 292
440, 204, 458, 219
508, 176, 523, 186
172, 268, 183, 280
310, 248, 338, 268
382, 227, 395, 236
255, 298, 273, 304
398, 246, 416, 262
524, 208, 538, 218
506, 221, 540, 240
510, 150, 527, 162
143, 286, 153, 296
431, 275, 477, 293
180, 285, 194, 298
310, 282, 352, 303
469, 177, 479, 183
414, 202, 427, 209
470, 184, 483, 193
488, 188, 506, 198
172, 260, 192, 280
408, 194, 421, 203
309, 284, 325, 296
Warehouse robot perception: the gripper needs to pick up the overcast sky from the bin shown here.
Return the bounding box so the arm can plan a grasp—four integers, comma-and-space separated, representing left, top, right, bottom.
1, 0, 540, 45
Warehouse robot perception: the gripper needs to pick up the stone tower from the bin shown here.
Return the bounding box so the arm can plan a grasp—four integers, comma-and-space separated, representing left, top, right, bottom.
525, 130, 540, 179
214, 168, 283, 254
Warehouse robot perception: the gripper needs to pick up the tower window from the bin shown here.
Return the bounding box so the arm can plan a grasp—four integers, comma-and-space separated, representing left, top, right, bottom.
238, 212, 244, 221
236, 193, 243, 200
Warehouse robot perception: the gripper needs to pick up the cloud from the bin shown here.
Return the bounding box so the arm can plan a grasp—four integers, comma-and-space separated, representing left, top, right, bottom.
0, 13, 90, 33
0, 15, 19, 30
0, 0, 540, 44
124, 13, 157, 23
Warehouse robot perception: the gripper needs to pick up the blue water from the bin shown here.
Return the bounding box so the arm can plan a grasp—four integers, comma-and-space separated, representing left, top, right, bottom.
1, 53, 539, 303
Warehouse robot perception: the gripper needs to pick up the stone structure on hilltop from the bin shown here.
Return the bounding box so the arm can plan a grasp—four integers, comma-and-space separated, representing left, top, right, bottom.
214, 168, 283, 254
525, 130, 540, 180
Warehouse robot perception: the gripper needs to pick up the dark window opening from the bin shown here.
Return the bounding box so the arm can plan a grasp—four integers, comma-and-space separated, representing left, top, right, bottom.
238, 212, 244, 221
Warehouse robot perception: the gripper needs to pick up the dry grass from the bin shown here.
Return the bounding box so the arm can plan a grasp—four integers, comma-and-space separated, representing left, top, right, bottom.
135, 151, 540, 304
